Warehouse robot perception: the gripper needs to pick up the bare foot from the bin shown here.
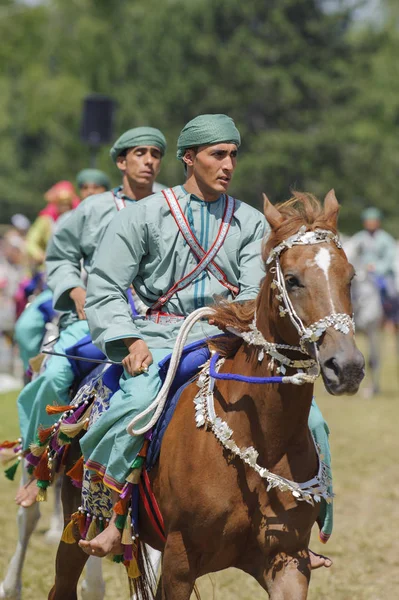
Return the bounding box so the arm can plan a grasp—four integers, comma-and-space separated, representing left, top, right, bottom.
78, 521, 123, 557
15, 478, 39, 507
309, 549, 333, 569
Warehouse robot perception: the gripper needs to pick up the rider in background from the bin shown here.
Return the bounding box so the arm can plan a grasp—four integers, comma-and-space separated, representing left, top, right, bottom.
15, 128, 167, 508
349, 207, 398, 325
14, 172, 109, 374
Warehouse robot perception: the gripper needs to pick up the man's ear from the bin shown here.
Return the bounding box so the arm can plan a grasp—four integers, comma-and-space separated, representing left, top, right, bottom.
116, 154, 127, 173
183, 149, 196, 169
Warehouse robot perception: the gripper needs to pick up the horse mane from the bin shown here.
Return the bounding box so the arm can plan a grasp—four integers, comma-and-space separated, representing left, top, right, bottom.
209, 191, 338, 357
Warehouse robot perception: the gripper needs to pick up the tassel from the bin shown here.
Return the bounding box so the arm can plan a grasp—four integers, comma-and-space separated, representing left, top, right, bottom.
25, 452, 40, 468
0, 448, 19, 465
126, 469, 142, 485
59, 406, 92, 438
5, 459, 21, 481
29, 353, 45, 373
61, 519, 76, 544
38, 425, 54, 445
33, 450, 51, 482
77, 511, 86, 537
121, 512, 132, 546
58, 431, 73, 445
114, 499, 127, 516
126, 557, 140, 579
113, 554, 124, 564
124, 544, 133, 562
46, 404, 73, 415
120, 481, 133, 501
115, 514, 126, 530
86, 517, 98, 541
29, 443, 46, 458
82, 514, 92, 539
138, 440, 149, 458
98, 517, 105, 532
62, 400, 91, 424
36, 487, 47, 502
131, 456, 144, 470
66, 455, 84, 483
0, 439, 21, 449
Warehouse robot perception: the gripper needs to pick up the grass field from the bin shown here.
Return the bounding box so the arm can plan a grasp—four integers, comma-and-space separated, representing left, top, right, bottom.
0, 332, 398, 599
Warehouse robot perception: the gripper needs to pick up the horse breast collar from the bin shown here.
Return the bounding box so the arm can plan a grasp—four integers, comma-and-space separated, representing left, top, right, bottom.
151, 188, 239, 312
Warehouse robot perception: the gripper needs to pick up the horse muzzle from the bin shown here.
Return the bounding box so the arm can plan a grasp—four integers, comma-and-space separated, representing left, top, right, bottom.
319, 338, 365, 396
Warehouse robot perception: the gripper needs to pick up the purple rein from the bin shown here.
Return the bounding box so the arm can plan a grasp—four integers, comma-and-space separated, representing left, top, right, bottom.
209, 352, 285, 384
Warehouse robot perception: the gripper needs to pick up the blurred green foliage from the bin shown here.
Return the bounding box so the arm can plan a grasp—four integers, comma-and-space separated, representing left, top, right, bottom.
0, 0, 398, 235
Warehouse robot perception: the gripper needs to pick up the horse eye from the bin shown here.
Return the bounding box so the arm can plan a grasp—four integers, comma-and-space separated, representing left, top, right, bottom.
285, 275, 301, 289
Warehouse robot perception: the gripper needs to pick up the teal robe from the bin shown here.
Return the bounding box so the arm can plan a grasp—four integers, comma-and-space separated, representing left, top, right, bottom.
17, 188, 135, 450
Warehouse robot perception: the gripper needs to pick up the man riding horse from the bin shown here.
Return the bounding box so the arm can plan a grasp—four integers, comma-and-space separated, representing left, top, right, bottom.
16, 127, 167, 507
76, 114, 332, 569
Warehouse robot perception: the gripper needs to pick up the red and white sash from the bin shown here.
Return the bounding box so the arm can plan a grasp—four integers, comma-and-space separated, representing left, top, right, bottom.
112, 188, 126, 211
150, 188, 238, 312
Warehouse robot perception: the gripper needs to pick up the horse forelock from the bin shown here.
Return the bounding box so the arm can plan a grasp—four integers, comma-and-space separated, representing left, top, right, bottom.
262, 191, 338, 262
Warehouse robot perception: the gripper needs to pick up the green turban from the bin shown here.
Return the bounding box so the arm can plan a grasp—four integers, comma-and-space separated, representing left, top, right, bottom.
362, 207, 382, 221
76, 169, 110, 190
176, 114, 241, 161
110, 127, 167, 163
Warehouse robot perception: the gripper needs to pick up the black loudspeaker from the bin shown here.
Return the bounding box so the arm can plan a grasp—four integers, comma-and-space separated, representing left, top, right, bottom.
80, 94, 116, 146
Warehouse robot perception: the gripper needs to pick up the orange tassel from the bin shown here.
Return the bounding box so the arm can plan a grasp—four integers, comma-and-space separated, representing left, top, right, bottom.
46, 404, 73, 415
113, 499, 127, 516
38, 425, 53, 444
60, 445, 69, 467
33, 449, 51, 481
66, 455, 84, 482
138, 440, 149, 458
0, 439, 20, 449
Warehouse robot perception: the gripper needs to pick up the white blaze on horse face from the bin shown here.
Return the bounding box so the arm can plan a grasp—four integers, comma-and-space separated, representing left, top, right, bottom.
314, 247, 336, 312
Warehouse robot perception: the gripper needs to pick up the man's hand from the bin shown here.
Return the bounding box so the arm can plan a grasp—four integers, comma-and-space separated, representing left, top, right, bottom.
122, 338, 153, 376
69, 287, 87, 320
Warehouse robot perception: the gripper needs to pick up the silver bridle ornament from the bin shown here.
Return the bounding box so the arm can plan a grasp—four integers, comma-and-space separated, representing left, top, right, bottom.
266, 226, 355, 354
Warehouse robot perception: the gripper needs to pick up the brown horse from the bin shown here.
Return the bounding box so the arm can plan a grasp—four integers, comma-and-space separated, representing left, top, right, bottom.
50, 190, 364, 600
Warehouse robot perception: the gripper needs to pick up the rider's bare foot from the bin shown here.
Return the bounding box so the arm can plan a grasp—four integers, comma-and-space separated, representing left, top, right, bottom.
78, 520, 123, 557
309, 549, 333, 569
15, 478, 39, 507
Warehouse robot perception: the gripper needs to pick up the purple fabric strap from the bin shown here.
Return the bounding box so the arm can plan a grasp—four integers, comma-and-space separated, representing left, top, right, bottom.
209, 352, 284, 384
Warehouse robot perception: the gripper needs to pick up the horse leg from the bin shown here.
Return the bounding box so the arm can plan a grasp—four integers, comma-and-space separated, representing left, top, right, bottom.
368, 327, 381, 396
158, 533, 195, 600
45, 476, 64, 545
81, 558, 105, 600
261, 552, 310, 600
0, 470, 41, 600
48, 442, 88, 600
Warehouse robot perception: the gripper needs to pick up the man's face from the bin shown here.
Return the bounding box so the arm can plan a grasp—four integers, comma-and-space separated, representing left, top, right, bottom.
184, 143, 238, 197
57, 200, 73, 215
364, 218, 380, 233
117, 146, 162, 186
79, 183, 108, 200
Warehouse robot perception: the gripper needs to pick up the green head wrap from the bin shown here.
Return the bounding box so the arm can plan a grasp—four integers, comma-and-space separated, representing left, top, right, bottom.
76, 169, 110, 190
110, 127, 167, 163
362, 207, 382, 221
176, 114, 241, 161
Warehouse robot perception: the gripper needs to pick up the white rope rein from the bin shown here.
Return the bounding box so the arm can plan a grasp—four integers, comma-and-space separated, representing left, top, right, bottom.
126, 306, 215, 436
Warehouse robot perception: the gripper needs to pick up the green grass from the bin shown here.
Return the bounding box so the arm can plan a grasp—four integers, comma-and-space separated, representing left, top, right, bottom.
0, 332, 398, 598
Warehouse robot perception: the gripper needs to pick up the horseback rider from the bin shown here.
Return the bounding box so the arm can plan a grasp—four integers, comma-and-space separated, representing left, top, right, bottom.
15, 127, 167, 507
349, 207, 398, 325
14, 169, 111, 373
77, 114, 332, 569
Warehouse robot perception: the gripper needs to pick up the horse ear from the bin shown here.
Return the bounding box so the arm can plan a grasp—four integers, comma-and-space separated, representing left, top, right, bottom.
263, 193, 284, 230
324, 189, 340, 228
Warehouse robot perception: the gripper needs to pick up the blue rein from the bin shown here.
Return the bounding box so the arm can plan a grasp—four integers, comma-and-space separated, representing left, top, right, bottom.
209, 352, 285, 384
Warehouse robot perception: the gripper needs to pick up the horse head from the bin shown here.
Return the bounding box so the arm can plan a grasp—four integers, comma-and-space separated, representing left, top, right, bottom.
260, 190, 365, 396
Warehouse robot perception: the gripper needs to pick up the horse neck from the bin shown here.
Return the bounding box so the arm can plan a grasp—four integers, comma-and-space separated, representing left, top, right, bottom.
223, 280, 314, 468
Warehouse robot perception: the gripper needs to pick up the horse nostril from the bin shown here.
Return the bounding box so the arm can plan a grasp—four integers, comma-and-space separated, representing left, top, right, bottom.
324, 357, 341, 379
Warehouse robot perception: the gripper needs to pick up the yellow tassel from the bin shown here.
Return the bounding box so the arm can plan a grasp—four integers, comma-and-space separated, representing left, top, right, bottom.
29, 353, 45, 373
86, 518, 98, 541
36, 488, 47, 502
29, 443, 46, 457
125, 468, 142, 485
61, 519, 76, 544
121, 513, 132, 546
59, 406, 92, 438
0, 448, 19, 465
126, 557, 141, 579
